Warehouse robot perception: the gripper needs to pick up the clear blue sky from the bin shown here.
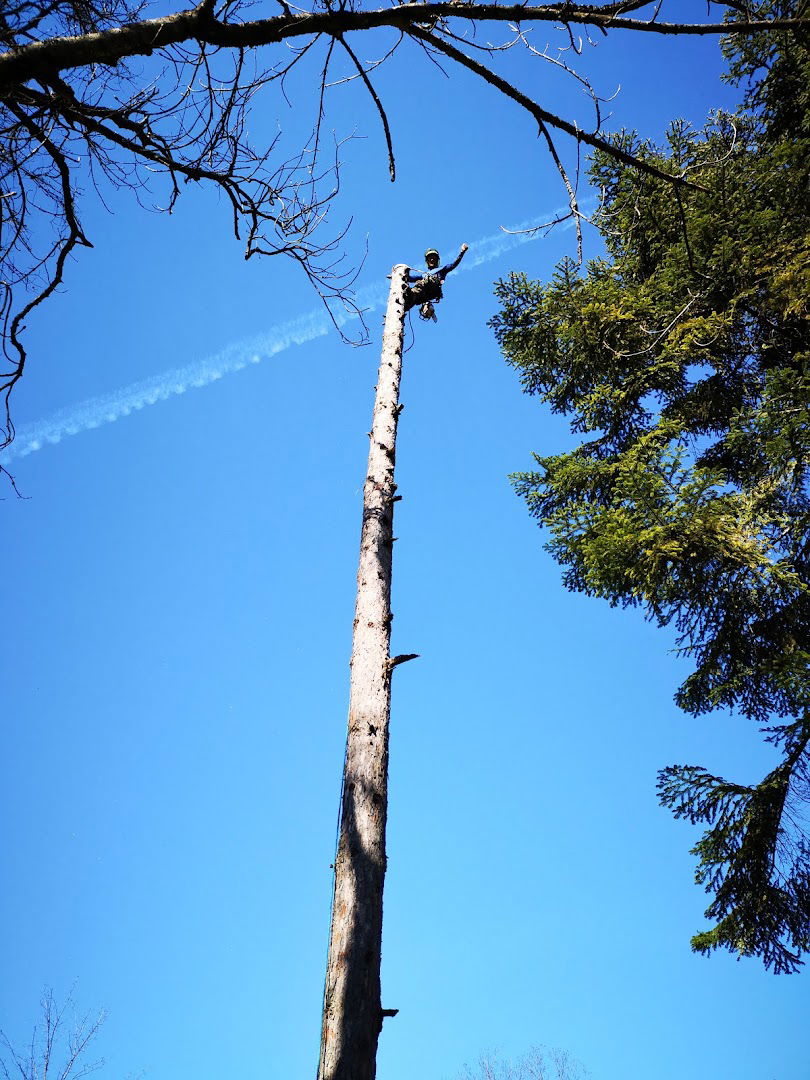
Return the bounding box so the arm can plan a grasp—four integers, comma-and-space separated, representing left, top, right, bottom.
2, 7, 807, 1080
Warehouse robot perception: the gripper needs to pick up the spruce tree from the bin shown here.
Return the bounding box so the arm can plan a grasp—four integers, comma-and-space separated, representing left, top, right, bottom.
491, 2, 810, 973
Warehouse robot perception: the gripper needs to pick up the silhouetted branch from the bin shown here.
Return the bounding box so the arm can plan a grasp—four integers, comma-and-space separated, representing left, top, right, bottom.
337, 34, 396, 181
0, 990, 106, 1080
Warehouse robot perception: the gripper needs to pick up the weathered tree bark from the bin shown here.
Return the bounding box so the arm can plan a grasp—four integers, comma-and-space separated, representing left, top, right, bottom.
317, 264, 412, 1080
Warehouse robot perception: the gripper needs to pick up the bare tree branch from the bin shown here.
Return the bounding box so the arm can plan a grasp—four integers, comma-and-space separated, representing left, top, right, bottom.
0, 991, 105, 1080
2, 2, 808, 91
406, 22, 706, 189
336, 33, 396, 181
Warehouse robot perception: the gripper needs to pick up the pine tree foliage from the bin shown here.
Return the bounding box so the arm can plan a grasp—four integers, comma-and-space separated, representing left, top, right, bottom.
490, 1, 810, 973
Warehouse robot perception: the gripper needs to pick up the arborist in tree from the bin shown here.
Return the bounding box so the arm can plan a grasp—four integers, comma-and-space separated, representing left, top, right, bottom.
405, 243, 469, 322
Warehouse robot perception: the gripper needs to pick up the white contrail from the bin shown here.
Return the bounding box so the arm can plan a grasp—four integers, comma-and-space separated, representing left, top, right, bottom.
1, 209, 580, 463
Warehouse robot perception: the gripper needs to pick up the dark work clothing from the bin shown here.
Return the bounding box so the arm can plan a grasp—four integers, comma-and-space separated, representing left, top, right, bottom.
405, 248, 466, 312
408, 264, 449, 284
407, 249, 465, 283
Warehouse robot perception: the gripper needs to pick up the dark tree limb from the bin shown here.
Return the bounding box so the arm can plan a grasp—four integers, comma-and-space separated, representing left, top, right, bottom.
385, 653, 419, 671
2, 2, 808, 92
337, 33, 396, 182
407, 23, 707, 192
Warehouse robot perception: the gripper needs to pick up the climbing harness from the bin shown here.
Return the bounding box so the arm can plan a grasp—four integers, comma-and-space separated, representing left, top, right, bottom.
405, 271, 443, 318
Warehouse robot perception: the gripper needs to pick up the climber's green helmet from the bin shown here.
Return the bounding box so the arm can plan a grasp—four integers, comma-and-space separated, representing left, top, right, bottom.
424, 248, 440, 265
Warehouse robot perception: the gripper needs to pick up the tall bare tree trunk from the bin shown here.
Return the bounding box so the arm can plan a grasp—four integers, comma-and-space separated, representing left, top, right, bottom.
318, 264, 414, 1080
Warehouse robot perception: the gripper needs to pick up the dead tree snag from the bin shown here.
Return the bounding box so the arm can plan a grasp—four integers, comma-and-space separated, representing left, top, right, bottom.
318, 263, 410, 1080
